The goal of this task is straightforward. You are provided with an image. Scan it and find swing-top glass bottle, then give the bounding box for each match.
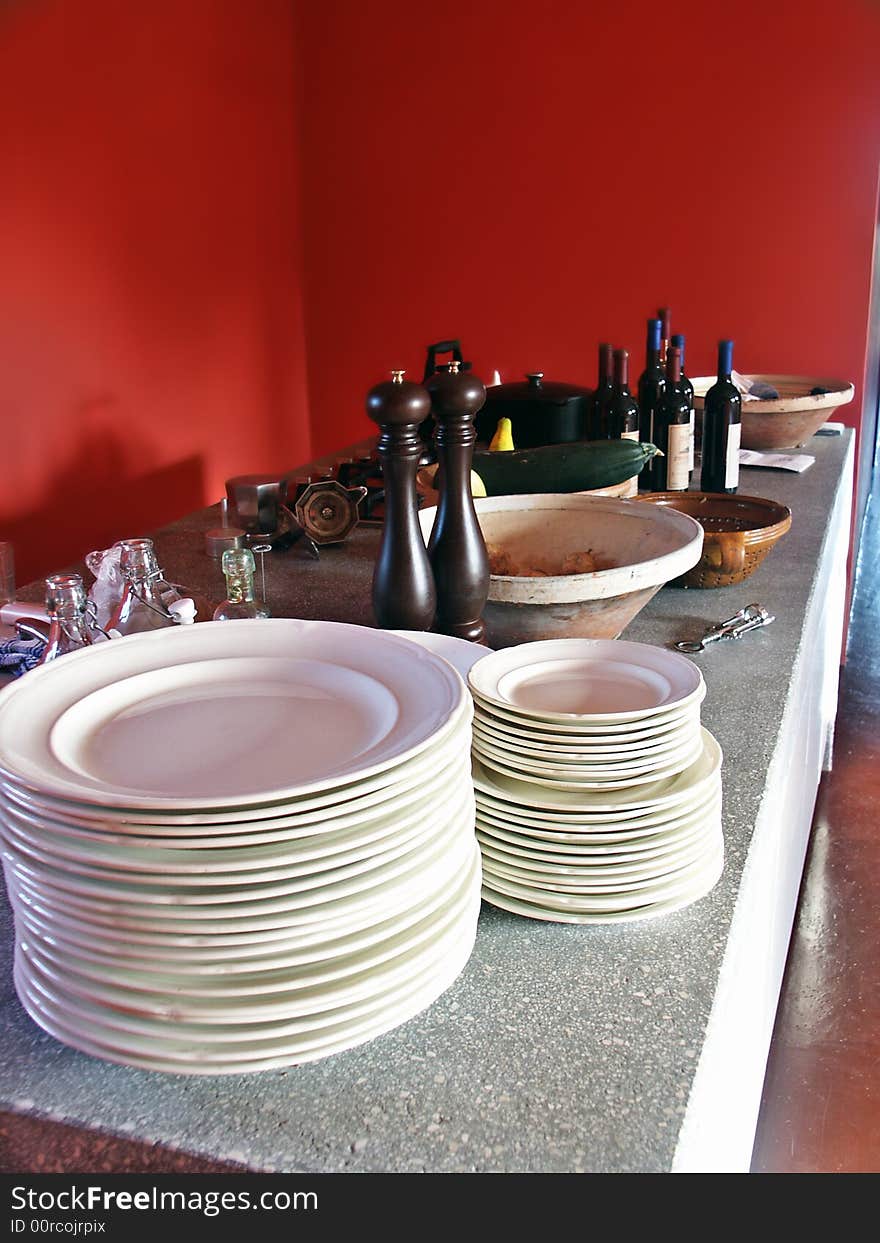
[38,573,98,664]
[108,538,188,635]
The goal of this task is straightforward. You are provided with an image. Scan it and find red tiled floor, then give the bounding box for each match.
[751,487,880,1172]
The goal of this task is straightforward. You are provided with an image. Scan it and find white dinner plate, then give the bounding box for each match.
[473,787,721,842]
[8,842,476,956]
[473,783,721,845]
[473,733,705,791]
[481,843,723,924]
[472,730,702,781]
[482,837,723,913]
[468,639,703,723]
[13,889,479,1073]
[1,783,473,907]
[15,954,467,1073]
[389,631,492,681]
[0,619,468,811]
[481,838,722,907]
[0,719,472,833]
[470,714,700,759]
[475,807,718,868]
[17,844,480,1029]
[18,873,477,1024]
[4,805,475,927]
[471,693,705,737]
[47,657,406,800]
[472,729,721,813]
[0,771,474,886]
[477,828,719,891]
[0,763,472,867]
[11,843,477,971]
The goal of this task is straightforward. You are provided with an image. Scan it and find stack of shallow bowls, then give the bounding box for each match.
[468,639,723,923]
[0,619,480,1074]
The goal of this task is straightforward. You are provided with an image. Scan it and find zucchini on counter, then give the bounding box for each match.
[471,439,660,496]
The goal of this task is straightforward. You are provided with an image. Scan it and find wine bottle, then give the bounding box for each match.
[608,349,640,497]
[637,318,664,488]
[587,343,614,439]
[701,339,742,494]
[652,346,691,492]
[658,306,671,369]
[670,332,695,473]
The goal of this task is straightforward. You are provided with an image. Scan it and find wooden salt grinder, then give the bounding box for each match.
[366,370,437,631]
[425,361,490,643]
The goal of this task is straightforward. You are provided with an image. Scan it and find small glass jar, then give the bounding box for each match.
[213,548,270,621]
[38,573,97,664]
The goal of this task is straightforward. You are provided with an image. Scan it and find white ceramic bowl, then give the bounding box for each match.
[419,494,703,648]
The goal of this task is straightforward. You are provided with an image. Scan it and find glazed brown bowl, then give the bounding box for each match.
[691,375,854,450]
[637,492,792,588]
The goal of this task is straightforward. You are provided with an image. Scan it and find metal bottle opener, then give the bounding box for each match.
[674,603,775,653]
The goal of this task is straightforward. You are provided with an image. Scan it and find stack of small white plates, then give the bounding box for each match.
[468,639,723,923]
[0,619,481,1073]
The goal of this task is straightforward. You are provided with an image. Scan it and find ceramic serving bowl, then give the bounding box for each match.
[690,375,854,450]
[636,492,791,588]
[418,494,703,647]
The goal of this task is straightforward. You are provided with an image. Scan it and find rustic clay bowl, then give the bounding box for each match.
[637,492,792,588]
[418,494,703,648]
[691,375,853,450]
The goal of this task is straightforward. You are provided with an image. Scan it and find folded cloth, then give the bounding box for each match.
[730,370,779,401]
[749,380,780,400]
[0,635,46,675]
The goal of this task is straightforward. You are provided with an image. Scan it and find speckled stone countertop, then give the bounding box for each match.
[0,434,854,1173]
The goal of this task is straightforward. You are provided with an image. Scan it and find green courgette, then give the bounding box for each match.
[471,440,660,496]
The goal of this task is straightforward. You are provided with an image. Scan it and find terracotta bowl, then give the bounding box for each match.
[637,492,792,588]
[691,375,853,450]
[418,493,703,647]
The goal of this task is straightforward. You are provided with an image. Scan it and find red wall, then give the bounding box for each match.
[3,1,879,590]
[298,0,880,459]
[0,0,309,585]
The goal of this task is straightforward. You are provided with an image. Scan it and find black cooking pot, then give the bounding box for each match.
[475,372,592,448]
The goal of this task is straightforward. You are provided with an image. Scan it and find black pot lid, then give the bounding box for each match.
[484,372,591,405]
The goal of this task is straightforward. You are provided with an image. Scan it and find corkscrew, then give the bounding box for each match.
[674,603,775,653]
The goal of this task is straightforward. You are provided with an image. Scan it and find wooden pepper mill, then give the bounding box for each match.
[366,369,437,631]
[425,360,490,643]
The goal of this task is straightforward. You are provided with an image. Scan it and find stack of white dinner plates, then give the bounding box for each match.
[0,619,481,1074]
[467,639,723,923]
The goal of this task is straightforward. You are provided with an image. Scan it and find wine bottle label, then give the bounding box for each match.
[688,407,695,471]
[725,422,741,488]
[621,430,640,441]
[667,424,690,490]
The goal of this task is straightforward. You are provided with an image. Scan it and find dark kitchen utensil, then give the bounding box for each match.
[418,339,473,462]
